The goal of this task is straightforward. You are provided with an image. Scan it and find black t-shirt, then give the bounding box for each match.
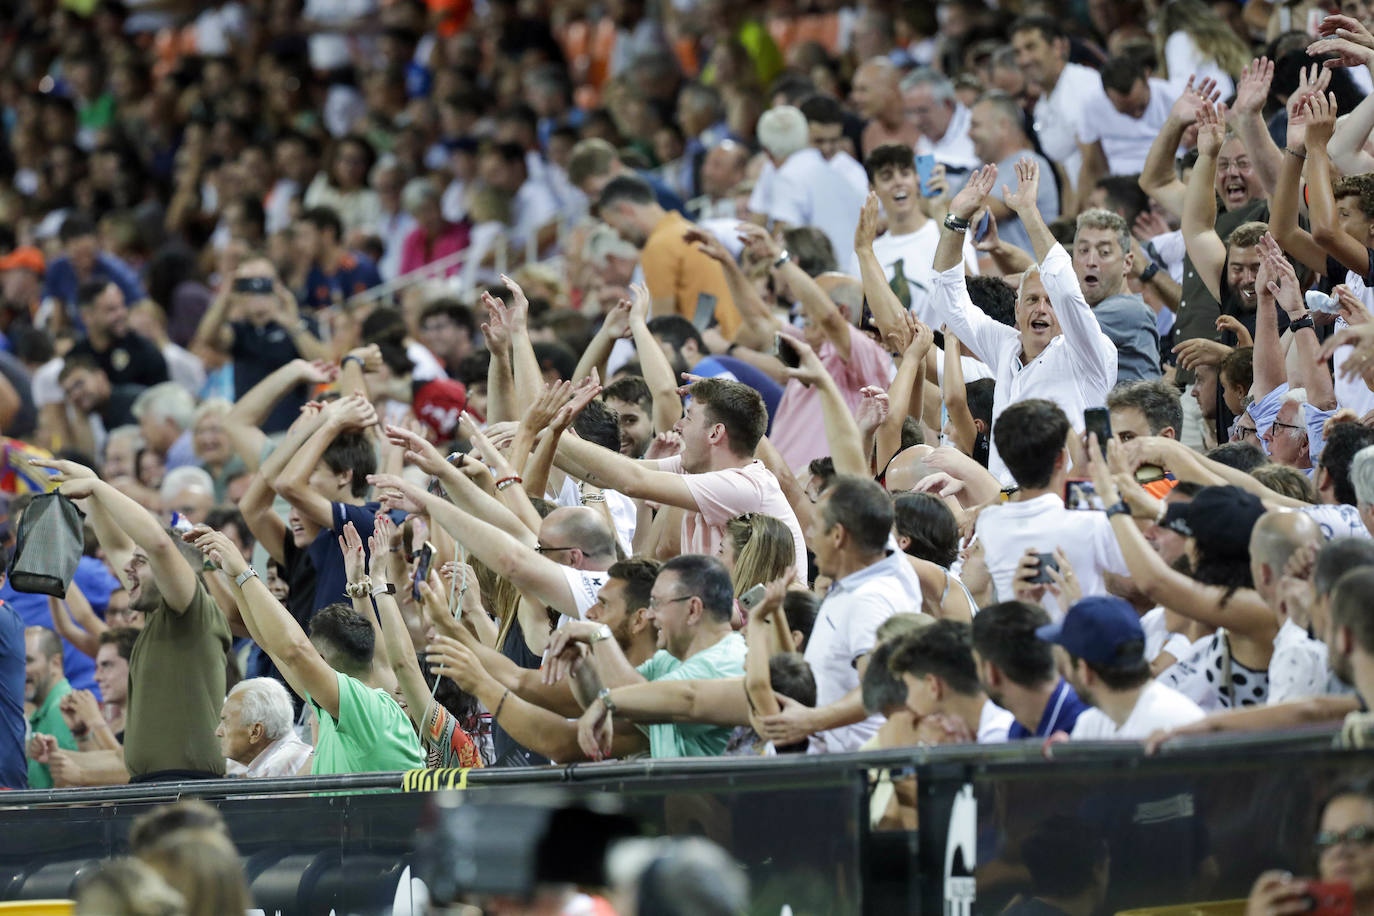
[491,620,553,768]
[1173,199,1270,351]
[101,384,145,429]
[68,331,169,389]
[231,319,316,434]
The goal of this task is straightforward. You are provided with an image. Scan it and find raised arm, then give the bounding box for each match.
[745,577,791,718]
[738,223,853,360]
[482,302,517,424]
[1251,235,1287,399]
[1139,78,1218,217]
[878,316,935,467]
[627,283,684,431]
[1261,235,1335,409]
[685,228,778,351]
[276,394,377,529]
[1304,91,1372,276]
[781,336,867,476]
[1182,101,1230,303]
[57,476,198,613]
[942,333,977,456]
[457,413,542,535]
[1229,59,1283,197]
[47,588,103,659]
[1269,96,1329,275]
[494,275,543,414]
[572,299,628,385]
[194,527,342,717]
[855,193,908,343]
[190,281,235,357]
[1309,20,1374,174]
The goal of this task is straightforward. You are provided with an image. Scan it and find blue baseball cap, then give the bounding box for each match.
[1035,596,1145,667]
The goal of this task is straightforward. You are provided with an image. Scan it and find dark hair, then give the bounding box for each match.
[807,456,836,493]
[144,243,203,316]
[300,206,343,241]
[455,351,490,387]
[99,626,139,661]
[783,590,820,647]
[532,340,578,382]
[646,314,706,357]
[970,602,1056,687]
[659,554,735,623]
[689,378,768,456]
[769,652,816,708]
[361,306,407,347]
[1334,568,1374,654]
[821,475,894,554]
[1093,175,1150,222]
[308,602,376,673]
[322,430,377,499]
[1009,15,1066,43]
[58,352,104,383]
[77,280,114,312]
[1321,423,1374,507]
[205,507,253,551]
[1205,441,1268,472]
[60,213,97,242]
[862,634,921,715]
[967,379,995,428]
[1219,346,1254,393]
[863,143,916,184]
[782,227,837,276]
[1101,55,1146,95]
[994,399,1070,489]
[598,173,656,209]
[574,398,621,452]
[129,800,227,855]
[608,557,662,614]
[602,375,652,414]
[887,619,981,697]
[1021,816,1107,898]
[377,340,414,378]
[966,275,1017,327]
[1076,645,1153,690]
[893,492,959,567]
[1107,379,1184,436]
[419,299,476,335]
[798,93,845,126]
[1316,538,1374,597]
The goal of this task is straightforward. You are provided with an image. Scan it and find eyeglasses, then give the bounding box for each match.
[1316,825,1374,852]
[648,594,696,609]
[1270,420,1304,434]
[1235,425,1258,440]
[535,544,577,554]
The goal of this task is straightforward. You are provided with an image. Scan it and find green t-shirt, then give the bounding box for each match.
[635,632,747,759]
[28,679,76,789]
[309,671,424,775]
[125,579,230,777]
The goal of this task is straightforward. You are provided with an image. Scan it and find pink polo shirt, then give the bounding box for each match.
[399,221,472,277]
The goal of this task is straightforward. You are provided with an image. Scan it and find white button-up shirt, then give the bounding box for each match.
[236,732,314,779]
[930,242,1118,485]
[804,550,923,754]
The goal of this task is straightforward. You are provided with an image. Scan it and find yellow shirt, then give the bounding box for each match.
[640,211,741,339]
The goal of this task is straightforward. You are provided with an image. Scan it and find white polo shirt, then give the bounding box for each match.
[1078,77,1181,175]
[929,243,1119,485]
[763,148,868,276]
[804,550,923,754]
[1032,62,1103,191]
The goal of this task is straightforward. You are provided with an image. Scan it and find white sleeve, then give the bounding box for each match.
[1037,243,1118,394]
[929,263,1018,375]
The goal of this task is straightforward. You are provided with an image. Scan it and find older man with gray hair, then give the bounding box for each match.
[904,68,980,180]
[132,381,197,471]
[1352,445,1374,537]
[218,678,312,778]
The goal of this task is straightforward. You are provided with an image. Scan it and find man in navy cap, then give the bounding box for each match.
[1038,596,1204,740]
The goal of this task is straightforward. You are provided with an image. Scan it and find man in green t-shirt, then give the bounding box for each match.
[190,526,423,775]
[25,627,75,788]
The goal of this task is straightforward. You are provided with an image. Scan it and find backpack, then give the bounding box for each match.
[8,491,86,597]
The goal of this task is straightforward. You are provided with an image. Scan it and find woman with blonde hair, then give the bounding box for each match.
[720,513,797,599]
[139,828,252,916]
[1154,0,1251,98]
[76,858,186,916]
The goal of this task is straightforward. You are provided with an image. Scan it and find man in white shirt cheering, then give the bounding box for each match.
[1039,596,1205,740]
[930,159,1118,484]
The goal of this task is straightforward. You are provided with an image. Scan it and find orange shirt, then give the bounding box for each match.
[639,211,741,339]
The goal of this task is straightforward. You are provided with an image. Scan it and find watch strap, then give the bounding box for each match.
[1104,500,1132,520]
[1289,315,1315,331]
[589,623,614,645]
[944,213,971,232]
[597,686,616,714]
[234,567,260,587]
[370,581,396,596]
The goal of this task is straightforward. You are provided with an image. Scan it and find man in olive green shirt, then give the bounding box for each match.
[25,627,75,788]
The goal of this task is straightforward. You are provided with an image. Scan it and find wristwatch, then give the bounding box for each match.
[1139,262,1160,284]
[588,623,614,646]
[772,249,791,270]
[597,686,617,714]
[944,213,971,232]
[370,581,396,596]
[1289,314,1315,332]
[235,567,260,587]
[1104,499,1132,520]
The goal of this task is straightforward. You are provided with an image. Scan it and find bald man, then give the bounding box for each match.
[1249,511,1329,705]
[882,445,936,494]
[852,59,920,157]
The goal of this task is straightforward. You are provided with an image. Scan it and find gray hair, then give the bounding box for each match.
[1352,445,1374,507]
[159,465,214,505]
[105,424,144,453]
[228,677,294,741]
[1017,264,1042,301]
[132,382,195,431]
[1074,208,1131,255]
[192,397,232,427]
[899,67,955,103]
[582,223,638,267]
[757,105,809,161]
[974,91,1025,134]
[1280,387,1310,433]
[402,177,440,213]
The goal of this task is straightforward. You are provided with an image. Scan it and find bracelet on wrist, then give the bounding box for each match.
[344,576,373,599]
[944,213,971,232]
[1284,147,1306,159]
[496,475,523,491]
[341,355,365,370]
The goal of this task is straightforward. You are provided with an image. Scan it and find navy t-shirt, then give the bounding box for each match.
[0,602,27,789]
[231,319,317,434]
[302,254,382,311]
[0,556,120,696]
[1006,678,1089,740]
[308,502,383,611]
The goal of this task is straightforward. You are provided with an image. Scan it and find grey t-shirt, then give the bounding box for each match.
[1093,292,1162,382]
[992,150,1060,256]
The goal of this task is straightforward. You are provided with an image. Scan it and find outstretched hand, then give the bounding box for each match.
[384,424,450,477]
[338,521,368,584]
[949,163,998,221]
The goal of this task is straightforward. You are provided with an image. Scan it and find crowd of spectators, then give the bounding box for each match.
[9,0,1374,910]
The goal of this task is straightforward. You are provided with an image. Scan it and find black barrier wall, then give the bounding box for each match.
[0,728,1362,916]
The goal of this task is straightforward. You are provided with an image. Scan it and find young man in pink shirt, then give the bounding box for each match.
[554,377,808,580]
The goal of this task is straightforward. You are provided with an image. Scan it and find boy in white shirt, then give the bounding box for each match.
[889,619,1015,743]
[1038,596,1205,740]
